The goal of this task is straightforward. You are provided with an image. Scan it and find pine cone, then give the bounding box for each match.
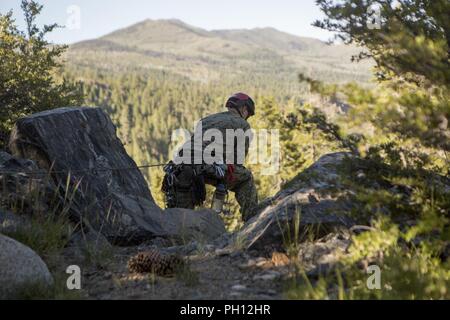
[158,254,185,276]
[127,249,184,276]
[127,249,161,274]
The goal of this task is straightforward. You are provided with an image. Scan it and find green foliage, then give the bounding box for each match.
[346,217,449,300]
[285,269,331,300]
[3,211,73,259]
[248,96,345,201]
[314,0,449,86]
[287,235,450,300]
[281,130,450,299]
[1,173,81,258]
[347,246,449,300]
[314,0,449,152]
[334,82,449,153]
[0,0,83,147]
[282,0,450,300]
[285,102,361,155]
[277,207,303,258]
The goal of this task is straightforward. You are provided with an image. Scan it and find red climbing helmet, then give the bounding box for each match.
[226,92,255,117]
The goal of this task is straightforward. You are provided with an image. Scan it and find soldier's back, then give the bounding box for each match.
[200,111,250,133]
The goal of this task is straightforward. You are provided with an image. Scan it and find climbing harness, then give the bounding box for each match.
[161,161,184,208]
[161,162,234,211]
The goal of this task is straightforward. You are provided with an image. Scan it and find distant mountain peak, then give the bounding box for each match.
[253,26,277,31]
[140,18,197,28]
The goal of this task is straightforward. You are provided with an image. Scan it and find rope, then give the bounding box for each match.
[0,163,167,176]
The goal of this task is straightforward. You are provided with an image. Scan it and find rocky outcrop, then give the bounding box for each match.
[8,107,164,244]
[0,234,53,299]
[231,152,356,251]
[8,107,225,245]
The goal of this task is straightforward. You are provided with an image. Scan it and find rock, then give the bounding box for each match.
[212,231,233,249]
[204,244,216,252]
[255,259,268,267]
[265,289,278,296]
[8,107,225,245]
[229,291,243,297]
[231,152,356,251]
[160,240,200,256]
[67,226,112,258]
[138,237,174,249]
[231,284,247,291]
[0,151,57,216]
[0,208,30,235]
[299,232,352,277]
[215,247,234,256]
[162,208,226,243]
[230,251,243,258]
[238,257,267,269]
[0,234,53,299]
[305,263,336,278]
[238,260,254,270]
[9,107,166,245]
[253,271,280,281]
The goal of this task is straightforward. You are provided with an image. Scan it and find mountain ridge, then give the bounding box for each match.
[99,19,327,43]
[66,18,372,84]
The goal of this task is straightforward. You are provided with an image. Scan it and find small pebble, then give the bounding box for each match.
[253,272,280,281]
[215,248,232,256]
[231,284,247,291]
[255,260,267,267]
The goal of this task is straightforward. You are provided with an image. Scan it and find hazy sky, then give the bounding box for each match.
[0,0,334,44]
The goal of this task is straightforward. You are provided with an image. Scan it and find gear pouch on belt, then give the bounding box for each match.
[192,167,206,206]
[165,165,206,207]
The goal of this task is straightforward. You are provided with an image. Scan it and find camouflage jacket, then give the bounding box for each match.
[175,111,253,165]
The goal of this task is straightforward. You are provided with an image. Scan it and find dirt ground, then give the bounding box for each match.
[62,243,293,300]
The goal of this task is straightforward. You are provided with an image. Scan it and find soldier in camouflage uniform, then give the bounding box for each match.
[162,93,258,221]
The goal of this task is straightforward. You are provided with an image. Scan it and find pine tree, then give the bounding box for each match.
[0,0,83,148]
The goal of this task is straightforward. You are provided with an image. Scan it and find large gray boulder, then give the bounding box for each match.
[8,107,164,244]
[8,107,224,245]
[0,234,53,299]
[232,152,356,251]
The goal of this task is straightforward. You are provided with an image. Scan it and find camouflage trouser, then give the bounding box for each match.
[164,164,258,221]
